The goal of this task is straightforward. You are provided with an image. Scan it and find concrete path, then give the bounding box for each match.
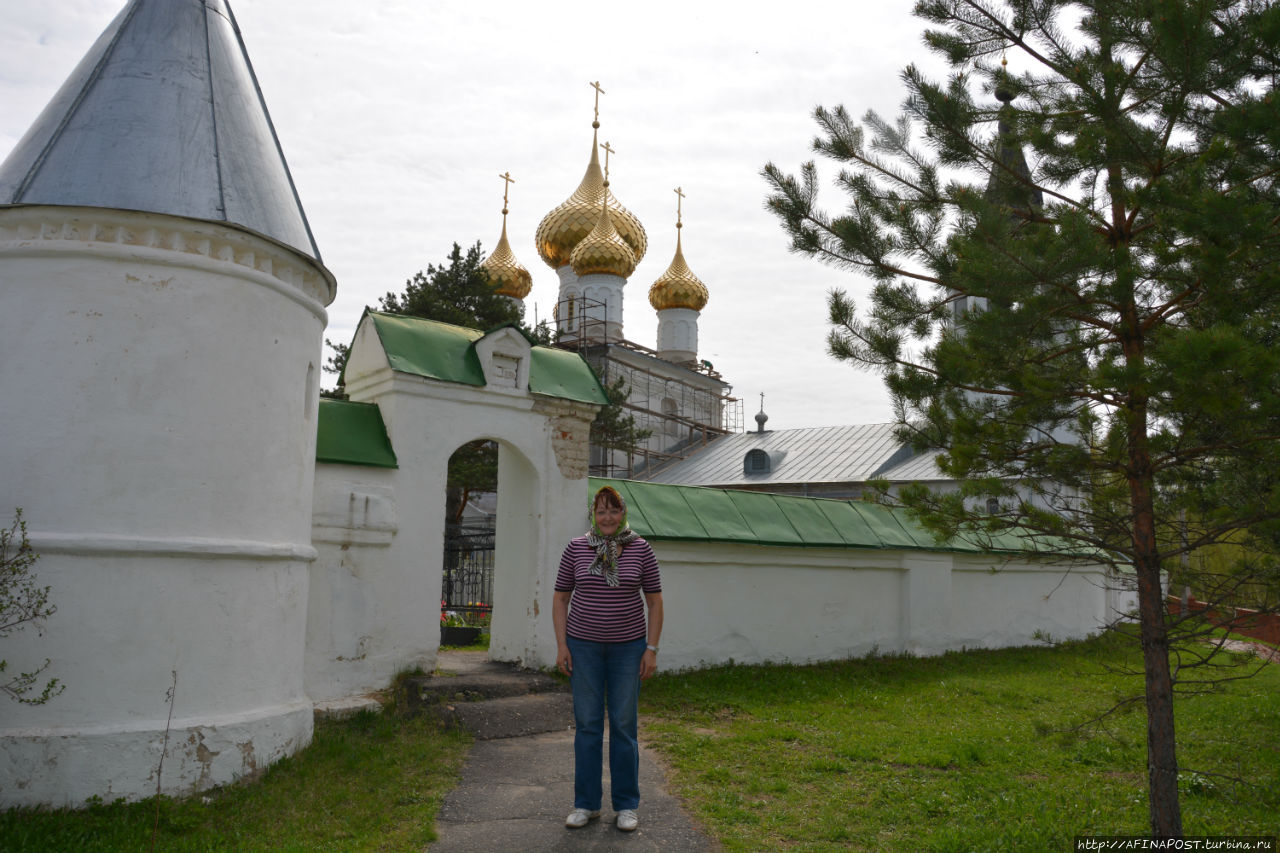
[422,651,718,852]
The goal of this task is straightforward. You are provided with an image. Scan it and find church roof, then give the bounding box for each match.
[350,311,610,406]
[641,423,944,488]
[0,0,323,263]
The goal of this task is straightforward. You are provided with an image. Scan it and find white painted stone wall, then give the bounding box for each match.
[0,206,333,807]
[635,541,1124,673]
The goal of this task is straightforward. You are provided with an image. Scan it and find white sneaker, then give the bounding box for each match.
[616,809,639,832]
[565,807,600,828]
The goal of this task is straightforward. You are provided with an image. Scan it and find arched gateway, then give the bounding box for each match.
[308,311,608,705]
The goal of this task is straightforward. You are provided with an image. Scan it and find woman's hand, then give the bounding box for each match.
[640,648,658,680]
[557,645,573,676]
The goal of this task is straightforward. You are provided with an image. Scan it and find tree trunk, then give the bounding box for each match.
[1135,555,1182,836]
[1128,407,1183,836]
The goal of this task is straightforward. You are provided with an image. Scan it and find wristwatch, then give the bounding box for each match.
[646,644,659,653]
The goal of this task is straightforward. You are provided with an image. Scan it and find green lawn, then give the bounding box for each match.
[641,631,1280,851]
[2,630,1277,852]
[0,711,470,853]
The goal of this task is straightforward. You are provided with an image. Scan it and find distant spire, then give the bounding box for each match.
[986,55,1043,213]
[755,394,769,433]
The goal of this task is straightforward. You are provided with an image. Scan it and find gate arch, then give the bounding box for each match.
[306,313,606,701]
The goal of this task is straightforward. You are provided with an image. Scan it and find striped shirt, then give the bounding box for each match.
[555,535,662,643]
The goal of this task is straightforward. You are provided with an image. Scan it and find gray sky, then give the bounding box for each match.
[1,0,948,430]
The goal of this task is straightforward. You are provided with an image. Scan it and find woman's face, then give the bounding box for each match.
[594,500,624,536]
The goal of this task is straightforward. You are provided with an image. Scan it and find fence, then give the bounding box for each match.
[442,522,495,616]
[1167,595,1280,646]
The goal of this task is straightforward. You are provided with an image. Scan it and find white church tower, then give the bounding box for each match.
[0,0,335,806]
[649,188,710,365]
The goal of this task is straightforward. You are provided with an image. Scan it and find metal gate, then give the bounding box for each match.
[442,521,495,616]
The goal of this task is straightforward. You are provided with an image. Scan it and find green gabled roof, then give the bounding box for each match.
[358,312,608,405]
[365,311,486,386]
[316,399,398,468]
[590,478,1032,554]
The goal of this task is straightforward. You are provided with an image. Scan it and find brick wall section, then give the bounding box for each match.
[533,397,599,480]
[1167,596,1280,646]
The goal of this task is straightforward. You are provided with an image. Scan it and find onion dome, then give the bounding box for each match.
[569,183,638,278]
[648,226,708,311]
[535,127,647,270]
[480,172,533,299]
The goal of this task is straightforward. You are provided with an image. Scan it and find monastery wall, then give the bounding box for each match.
[632,541,1126,673]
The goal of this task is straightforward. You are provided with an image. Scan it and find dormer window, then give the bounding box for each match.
[745,448,771,474]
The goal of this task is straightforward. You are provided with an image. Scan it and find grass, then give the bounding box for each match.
[2,630,1276,852]
[0,709,470,853]
[640,630,1280,851]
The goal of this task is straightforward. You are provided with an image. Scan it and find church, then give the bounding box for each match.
[0,0,1129,809]
[472,90,738,481]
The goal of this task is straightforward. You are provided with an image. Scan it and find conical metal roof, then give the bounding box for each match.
[0,0,323,263]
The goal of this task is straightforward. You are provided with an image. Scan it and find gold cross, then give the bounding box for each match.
[498,171,515,212]
[674,186,685,226]
[590,80,605,123]
[600,140,615,181]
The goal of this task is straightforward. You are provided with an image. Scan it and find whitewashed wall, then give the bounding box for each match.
[643,541,1124,673]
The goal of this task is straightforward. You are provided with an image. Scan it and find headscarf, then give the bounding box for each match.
[586,486,639,587]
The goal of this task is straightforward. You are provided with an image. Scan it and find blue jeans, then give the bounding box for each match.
[566,635,646,811]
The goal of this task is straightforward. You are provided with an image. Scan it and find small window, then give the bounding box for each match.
[744,449,770,474]
[986,498,1000,514]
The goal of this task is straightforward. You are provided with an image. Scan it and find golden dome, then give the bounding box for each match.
[649,226,708,311]
[481,218,533,300]
[569,186,638,278]
[535,128,647,270]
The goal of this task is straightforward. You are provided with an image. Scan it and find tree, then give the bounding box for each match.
[324,241,530,383]
[764,0,1279,836]
[2,509,64,705]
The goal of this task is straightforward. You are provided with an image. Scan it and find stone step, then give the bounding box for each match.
[441,692,575,740]
[399,651,574,738]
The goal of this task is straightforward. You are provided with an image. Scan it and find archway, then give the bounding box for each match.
[441,439,498,648]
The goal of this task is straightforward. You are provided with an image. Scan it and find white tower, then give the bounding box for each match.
[649,187,710,365]
[0,0,335,806]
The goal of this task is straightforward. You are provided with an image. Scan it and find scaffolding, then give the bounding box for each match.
[553,295,743,479]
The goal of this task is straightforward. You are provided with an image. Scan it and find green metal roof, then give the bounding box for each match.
[316,399,398,468]
[359,312,608,405]
[590,478,1035,554]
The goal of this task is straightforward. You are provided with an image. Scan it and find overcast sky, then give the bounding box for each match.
[1,0,954,430]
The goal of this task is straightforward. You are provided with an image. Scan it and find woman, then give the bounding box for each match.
[553,485,663,833]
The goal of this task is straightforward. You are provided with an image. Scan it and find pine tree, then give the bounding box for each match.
[765,0,1279,836]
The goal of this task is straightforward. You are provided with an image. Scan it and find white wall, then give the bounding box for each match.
[645,541,1118,672]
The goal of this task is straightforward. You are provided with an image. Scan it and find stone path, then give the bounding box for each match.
[416,650,717,852]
